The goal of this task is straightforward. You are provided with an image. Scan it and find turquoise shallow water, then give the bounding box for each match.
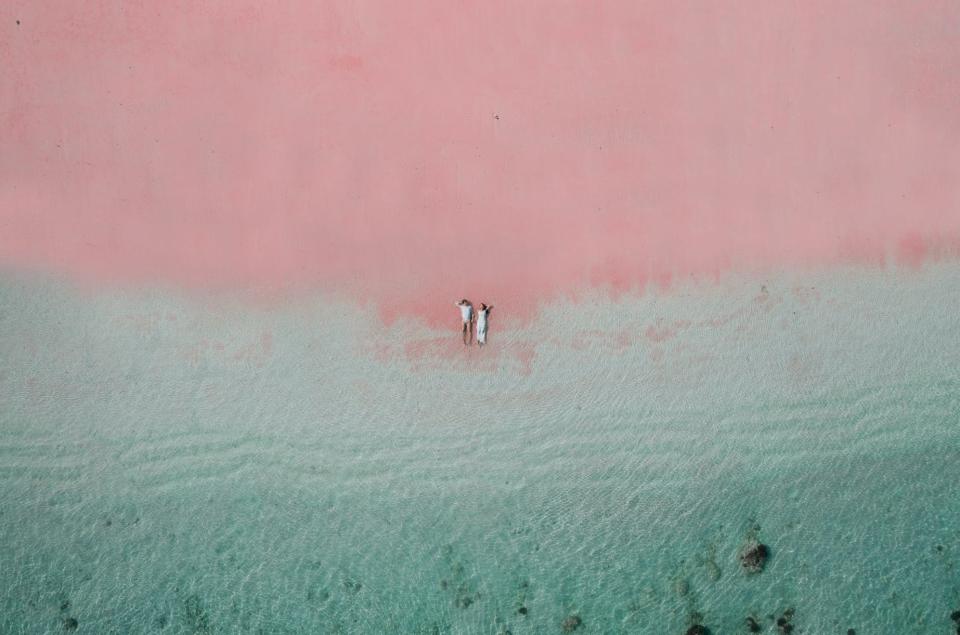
[1,266,959,634]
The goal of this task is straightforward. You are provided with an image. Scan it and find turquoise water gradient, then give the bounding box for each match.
[1,266,958,633]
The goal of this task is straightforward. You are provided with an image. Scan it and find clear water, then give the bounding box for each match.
[1,266,958,634]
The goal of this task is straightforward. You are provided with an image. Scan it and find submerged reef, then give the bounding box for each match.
[739,521,770,574]
[561,614,582,632]
[739,541,769,574]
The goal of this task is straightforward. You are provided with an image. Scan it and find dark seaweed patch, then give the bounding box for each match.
[439,544,480,609]
[342,576,362,593]
[775,608,795,634]
[183,594,210,633]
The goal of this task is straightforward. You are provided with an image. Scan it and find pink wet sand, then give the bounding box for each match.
[2,2,959,325]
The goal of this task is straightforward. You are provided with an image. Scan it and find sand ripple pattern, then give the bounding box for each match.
[1,267,959,632]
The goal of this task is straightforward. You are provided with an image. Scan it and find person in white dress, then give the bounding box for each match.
[455,299,474,345]
[476,303,493,347]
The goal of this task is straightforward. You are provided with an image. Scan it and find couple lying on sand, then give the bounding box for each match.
[455,299,493,347]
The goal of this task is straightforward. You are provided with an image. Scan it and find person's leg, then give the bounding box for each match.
[462,321,469,345]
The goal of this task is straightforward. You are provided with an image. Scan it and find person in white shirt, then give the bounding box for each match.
[455,299,474,345]
[476,303,493,347]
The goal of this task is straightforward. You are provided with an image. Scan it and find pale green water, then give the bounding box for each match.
[1,266,958,634]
